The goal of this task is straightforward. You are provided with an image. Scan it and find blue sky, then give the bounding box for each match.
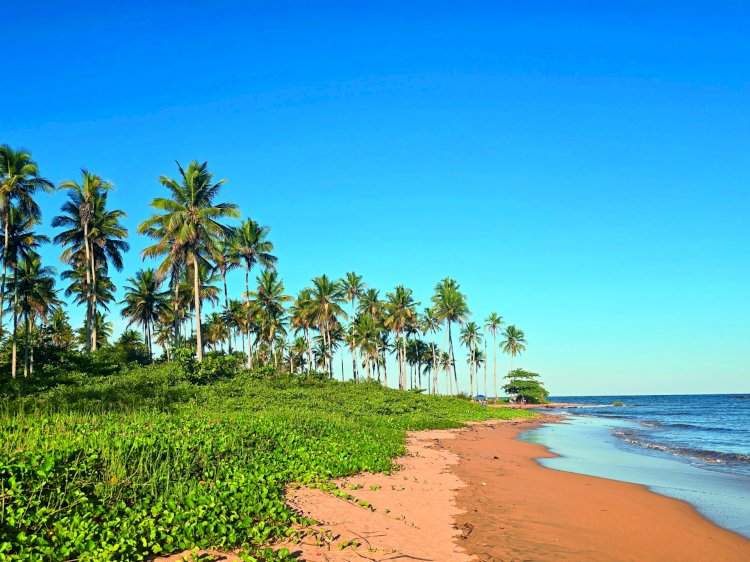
[2,1,748,394]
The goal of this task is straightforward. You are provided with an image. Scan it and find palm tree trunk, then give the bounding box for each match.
[484,337,488,398]
[350,301,358,380]
[0,217,9,334]
[305,327,313,372]
[192,255,203,362]
[244,265,252,369]
[223,271,232,354]
[432,340,438,394]
[448,321,459,395]
[83,223,92,353]
[173,275,180,350]
[90,240,98,352]
[440,323,450,394]
[23,308,30,377]
[11,279,19,378]
[493,333,498,404]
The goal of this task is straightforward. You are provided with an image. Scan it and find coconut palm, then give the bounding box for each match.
[384,285,418,390]
[2,207,49,377]
[13,252,59,376]
[247,269,291,366]
[120,268,168,360]
[213,237,240,353]
[308,275,347,377]
[76,311,113,349]
[460,321,482,396]
[500,325,527,374]
[431,278,469,395]
[48,308,74,349]
[341,272,366,380]
[0,145,53,334]
[53,174,128,351]
[233,218,277,367]
[484,313,505,402]
[138,161,239,362]
[423,307,441,394]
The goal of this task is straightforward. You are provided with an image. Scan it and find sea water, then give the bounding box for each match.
[520,394,750,538]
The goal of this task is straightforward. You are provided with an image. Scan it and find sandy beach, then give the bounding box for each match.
[156,416,750,561]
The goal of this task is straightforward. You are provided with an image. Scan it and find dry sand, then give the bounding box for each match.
[158,418,750,561]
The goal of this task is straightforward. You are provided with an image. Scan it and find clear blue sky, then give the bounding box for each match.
[2,1,748,394]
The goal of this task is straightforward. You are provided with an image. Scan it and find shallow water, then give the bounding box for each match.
[521,415,750,539]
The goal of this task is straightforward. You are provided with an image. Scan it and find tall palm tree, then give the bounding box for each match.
[484,313,505,403]
[213,237,240,353]
[0,145,53,334]
[384,285,418,390]
[53,172,128,351]
[431,278,469,395]
[290,288,316,372]
[500,325,527,374]
[233,218,276,368]
[460,321,482,397]
[309,275,347,377]
[121,268,168,360]
[138,161,239,362]
[341,272,366,380]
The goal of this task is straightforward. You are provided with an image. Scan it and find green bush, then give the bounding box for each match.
[503,368,550,404]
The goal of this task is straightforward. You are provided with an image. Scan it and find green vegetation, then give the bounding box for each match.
[613,401,625,407]
[0,357,533,561]
[503,368,550,404]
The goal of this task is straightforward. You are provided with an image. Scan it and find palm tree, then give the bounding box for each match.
[431,278,469,395]
[121,268,168,360]
[500,325,527,374]
[213,237,240,353]
[0,145,53,334]
[138,161,239,362]
[423,307,441,394]
[484,313,505,403]
[384,285,418,390]
[233,218,277,368]
[341,272,366,380]
[460,321,482,397]
[1,207,49,377]
[309,275,347,377]
[53,172,128,351]
[48,308,74,349]
[290,288,316,372]
[247,269,291,366]
[76,311,113,349]
[14,252,58,376]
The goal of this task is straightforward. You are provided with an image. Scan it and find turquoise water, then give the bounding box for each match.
[521,416,750,539]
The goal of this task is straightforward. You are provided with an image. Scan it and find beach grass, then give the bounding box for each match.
[0,363,533,561]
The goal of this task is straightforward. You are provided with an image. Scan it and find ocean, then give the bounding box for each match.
[521,394,750,539]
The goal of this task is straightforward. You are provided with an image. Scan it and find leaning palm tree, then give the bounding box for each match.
[120,268,169,360]
[138,161,239,362]
[500,325,527,374]
[233,218,277,368]
[0,145,53,334]
[484,313,505,403]
[431,278,469,395]
[341,272,366,380]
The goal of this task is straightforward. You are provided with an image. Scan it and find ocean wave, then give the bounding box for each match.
[614,433,750,464]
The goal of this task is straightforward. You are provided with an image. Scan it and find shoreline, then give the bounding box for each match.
[447,418,750,562]
[157,416,750,561]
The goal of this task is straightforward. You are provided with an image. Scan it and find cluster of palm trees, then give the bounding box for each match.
[1,145,529,394]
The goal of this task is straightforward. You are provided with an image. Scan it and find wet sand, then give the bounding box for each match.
[158,418,750,561]
[447,419,750,562]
